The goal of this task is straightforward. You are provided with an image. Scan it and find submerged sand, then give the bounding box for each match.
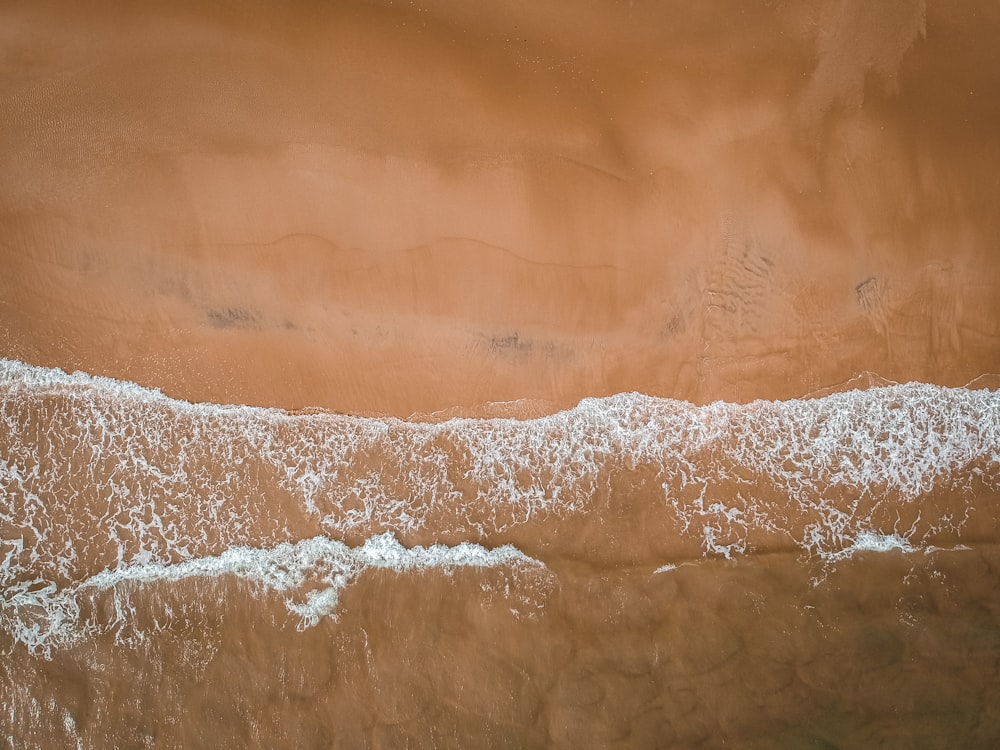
[2,0,999,416]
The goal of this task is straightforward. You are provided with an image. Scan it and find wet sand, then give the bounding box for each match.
[3,1,1000,748]
[2,0,999,415]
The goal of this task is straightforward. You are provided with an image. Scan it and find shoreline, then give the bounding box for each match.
[4,355,998,423]
[3,0,999,417]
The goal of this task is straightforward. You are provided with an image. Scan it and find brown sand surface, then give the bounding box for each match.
[4,3,1000,748]
[2,0,999,416]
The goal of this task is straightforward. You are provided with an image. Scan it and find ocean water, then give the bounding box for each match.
[2,359,999,748]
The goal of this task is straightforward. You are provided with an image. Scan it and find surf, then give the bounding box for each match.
[2,358,998,655]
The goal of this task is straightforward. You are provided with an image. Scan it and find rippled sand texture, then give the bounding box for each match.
[2,0,1000,415]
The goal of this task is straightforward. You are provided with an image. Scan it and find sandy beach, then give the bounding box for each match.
[3,0,998,416]
[3,1,1000,748]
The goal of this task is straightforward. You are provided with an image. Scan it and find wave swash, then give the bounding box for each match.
[1,359,998,655]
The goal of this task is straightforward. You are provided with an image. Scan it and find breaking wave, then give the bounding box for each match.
[1,358,998,654]
[2,532,547,656]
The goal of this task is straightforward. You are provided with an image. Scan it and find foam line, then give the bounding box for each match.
[1,532,546,656]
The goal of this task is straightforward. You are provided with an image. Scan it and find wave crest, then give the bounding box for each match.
[2,358,998,643]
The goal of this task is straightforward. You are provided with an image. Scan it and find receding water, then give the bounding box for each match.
[2,359,999,747]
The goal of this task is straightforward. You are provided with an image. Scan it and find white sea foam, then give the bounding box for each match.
[1,357,999,637]
[0,532,547,657]
[652,562,698,575]
[825,531,914,561]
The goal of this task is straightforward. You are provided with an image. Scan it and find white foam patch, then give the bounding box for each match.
[652,561,699,575]
[0,533,547,657]
[825,531,914,562]
[850,531,914,553]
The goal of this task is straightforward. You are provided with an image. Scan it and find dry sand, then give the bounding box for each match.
[2,0,998,416]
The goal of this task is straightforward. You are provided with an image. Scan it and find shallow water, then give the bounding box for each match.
[2,359,999,747]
